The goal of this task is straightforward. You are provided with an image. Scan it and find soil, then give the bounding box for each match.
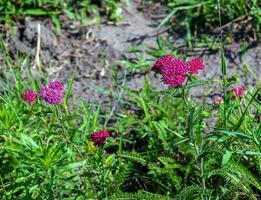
[1,0,260,104]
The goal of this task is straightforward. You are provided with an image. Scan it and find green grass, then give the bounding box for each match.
[0,33,260,199]
[0,0,123,33]
[159,0,261,47]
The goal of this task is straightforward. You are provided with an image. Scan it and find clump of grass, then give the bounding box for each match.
[159,0,261,46]
[0,0,123,32]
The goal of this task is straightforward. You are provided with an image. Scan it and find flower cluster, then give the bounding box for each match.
[187,58,206,75]
[152,55,175,73]
[48,81,64,92]
[90,131,110,147]
[21,90,37,104]
[153,55,205,88]
[231,86,244,97]
[39,81,64,104]
[21,81,64,105]
[39,86,63,104]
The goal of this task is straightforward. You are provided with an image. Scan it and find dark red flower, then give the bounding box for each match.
[187,58,206,75]
[161,58,188,87]
[153,55,206,88]
[90,131,110,147]
[162,74,186,88]
[21,90,37,104]
[231,86,244,97]
[153,55,188,88]
[152,55,175,73]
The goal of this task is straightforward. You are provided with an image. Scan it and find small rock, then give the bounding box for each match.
[8,38,35,56]
[13,39,34,54]
[24,18,57,48]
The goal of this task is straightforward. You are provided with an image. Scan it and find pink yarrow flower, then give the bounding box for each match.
[90,131,110,147]
[231,86,244,97]
[161,58,188,88]
[48,81,64,92]
[153,55,188,88]
[39,87,63,104]
[152,55,175,73]
[153,55,206,88]
[187,58,206,75]
[21,90,37,104]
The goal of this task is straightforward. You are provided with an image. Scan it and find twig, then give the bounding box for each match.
[34,23,41,68]
[213,15,251,32]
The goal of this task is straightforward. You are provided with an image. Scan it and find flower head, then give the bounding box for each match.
[39,87,63,104]
[187,58,206,75]
[153,55,188,88]
[153,55,206,88]
[162,74,186,88]
[161,58,188,88]
[21,90,37,104]
[48,81,64,92]
[152,55,175,73]
[231,86,244,97]
[90,131,110,147]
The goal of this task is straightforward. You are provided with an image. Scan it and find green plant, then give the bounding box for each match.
[0,44,126,199]
[113,53,260,199]
[105,0,123,22]
[0,0,123,32]
[159,0,261,46]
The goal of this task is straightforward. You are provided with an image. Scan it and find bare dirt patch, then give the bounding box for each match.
[1,0,260,104]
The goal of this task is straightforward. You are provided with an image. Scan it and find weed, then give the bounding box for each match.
[159,0,261,46]
[0,0,123,32]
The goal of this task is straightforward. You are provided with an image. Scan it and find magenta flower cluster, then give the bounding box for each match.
[187,58,206,75]
[39,87,63,104]
[21,90,37,104]
[21,81,64,105]
[231,86,244,97]
[39,81,64,104]
[48,81,64,92]
[153,55,206,88]
[90,131,110,147]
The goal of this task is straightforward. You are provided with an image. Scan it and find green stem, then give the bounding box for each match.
[200,157,207,200]
[63,100,70,116]
[222,77,227,128]
[119,131,123,154]
[182,85,207,199]
[55,106,70,145]
[182,87,189,111]
[28,103,35,117]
